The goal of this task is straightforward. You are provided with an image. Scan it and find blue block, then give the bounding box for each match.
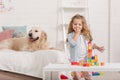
[92,56,95,59]
[92,72,100,76]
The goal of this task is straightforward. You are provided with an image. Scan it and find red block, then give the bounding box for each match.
[83,63,87,67]
[60,74,68,79]
[88,41,92,45]
[71,62,79,65]
[88,49,92,52]
[100,62,105,66]
[86,63,90,67]
[83,63,90,67]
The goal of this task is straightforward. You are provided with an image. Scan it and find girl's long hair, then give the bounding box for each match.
[68,14,93,41]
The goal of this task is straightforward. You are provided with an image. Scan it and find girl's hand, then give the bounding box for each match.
[93,44,105,53]
[73,27,81,42]
[73,26,81,35]
[96,46,105,53]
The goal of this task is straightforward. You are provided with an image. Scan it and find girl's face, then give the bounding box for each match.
[72,18,82,31]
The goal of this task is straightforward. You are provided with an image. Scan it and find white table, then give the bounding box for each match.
[43,63,120,80]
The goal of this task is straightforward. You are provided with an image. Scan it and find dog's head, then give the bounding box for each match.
[28,27,47,42]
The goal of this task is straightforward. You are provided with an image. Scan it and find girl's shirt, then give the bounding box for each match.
[67,32,88,62]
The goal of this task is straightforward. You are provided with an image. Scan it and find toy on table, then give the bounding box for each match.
[92,71,104,76]
[71,41,105,67]
[71,41,105,76]
[60,74,68,80]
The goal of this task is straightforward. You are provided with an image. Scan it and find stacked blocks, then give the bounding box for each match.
[87,41,104,67]
[88,41,92,58]
[71,41,104,67]
[87,42,104,76]
[71,41,105,76]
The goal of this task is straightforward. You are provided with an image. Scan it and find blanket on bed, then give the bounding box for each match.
[0,49,69,79]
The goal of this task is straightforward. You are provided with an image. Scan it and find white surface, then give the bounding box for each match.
[43,63,120,80]
[43,63,120,72]
[110,0,120,62]
[0,49,69,78]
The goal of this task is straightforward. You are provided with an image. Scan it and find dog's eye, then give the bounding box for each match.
[35,30,38,32]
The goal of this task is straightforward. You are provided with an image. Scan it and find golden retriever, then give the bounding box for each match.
[0,27,49,51]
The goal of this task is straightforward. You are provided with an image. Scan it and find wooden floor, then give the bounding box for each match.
[0,70,42,80]
[1,70,120,80]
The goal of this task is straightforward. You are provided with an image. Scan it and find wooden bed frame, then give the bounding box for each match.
[0,70,42,80]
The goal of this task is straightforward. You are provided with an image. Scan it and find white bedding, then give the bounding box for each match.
[0,49,69,79]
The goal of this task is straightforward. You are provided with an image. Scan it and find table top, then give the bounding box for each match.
[43,63,120,72]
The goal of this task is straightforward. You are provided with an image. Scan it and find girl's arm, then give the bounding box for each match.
[73,27,81,42]
[67,27,81,47]
[93,43,105,53]
[73,33,80,42]
[67,33,78,47]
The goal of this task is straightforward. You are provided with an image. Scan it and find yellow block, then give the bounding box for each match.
[90,63,94,66]
[91,60,95,63]
[100,72,104,76]
[88,46,92,50]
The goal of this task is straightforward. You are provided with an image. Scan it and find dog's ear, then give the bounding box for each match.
[41,31,47,41]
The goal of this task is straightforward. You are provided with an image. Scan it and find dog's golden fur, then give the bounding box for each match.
[0,27,49,51]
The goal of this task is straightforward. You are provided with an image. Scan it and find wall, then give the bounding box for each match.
[0,0,58,47]
[89,0,109,62]
[110,0,120,62]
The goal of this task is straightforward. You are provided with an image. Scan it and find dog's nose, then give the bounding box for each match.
[29,33,32,37]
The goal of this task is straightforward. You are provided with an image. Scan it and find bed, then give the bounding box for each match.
[0,49,69,79]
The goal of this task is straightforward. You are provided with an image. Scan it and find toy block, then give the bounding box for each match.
[90,63,94,66]
[83,63,87,67]
[88,41,92,45]
[100,62,105,66]
[100,72,104,76]
[60,74,68,79]
[87,58,92,63]
[91,60,95,63]
[94,59,98,62]
[94,62,97,65]
[94,55,98,62]
[88,49,92,52]
[88,52,92,58]
[83,62,90,67]
[80,62,84,66]
[96,62,99,66]
[95,55,98,60]
[92,72,100,76]
[86,62,90,67]
[88,46,92,50]
[92,56,95,59]
[71,62,79,65]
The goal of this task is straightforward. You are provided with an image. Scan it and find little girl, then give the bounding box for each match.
[67,14,104,80]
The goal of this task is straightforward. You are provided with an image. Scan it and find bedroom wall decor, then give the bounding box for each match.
[0,0,13,13]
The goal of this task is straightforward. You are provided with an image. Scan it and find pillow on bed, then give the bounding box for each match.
[0,27,3,32]
[0,30,14,41]
[2,26,27,38]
